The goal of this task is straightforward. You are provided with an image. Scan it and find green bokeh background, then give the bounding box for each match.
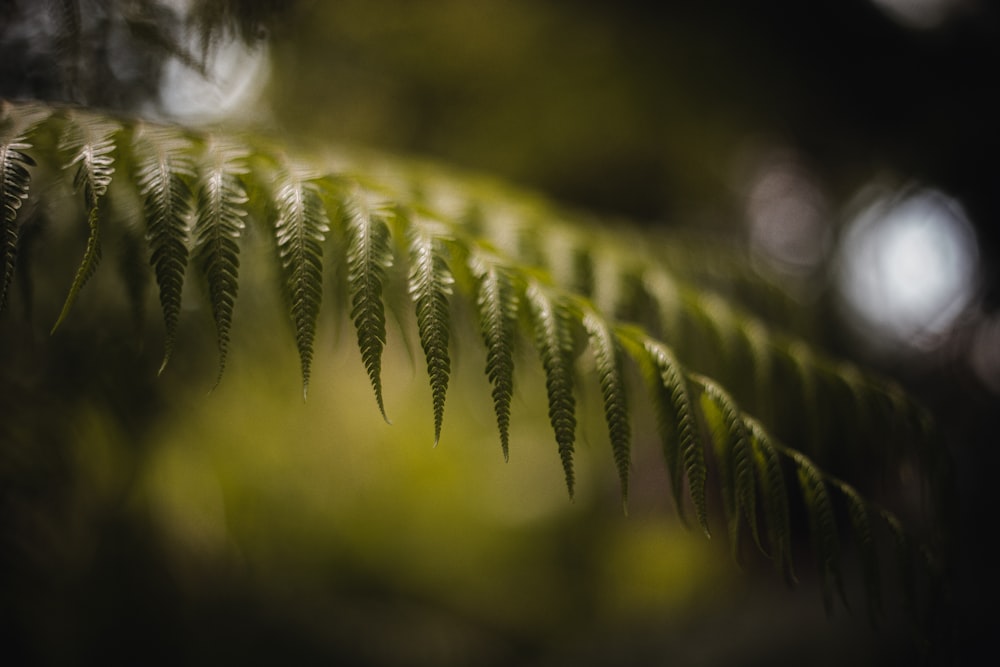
[4,0,998,664]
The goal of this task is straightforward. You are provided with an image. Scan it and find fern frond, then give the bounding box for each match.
[62,113,118,211]
[0,102,949,629]
[793,451,846,613]
[132,125,196,372]
[53,207,101,332]
[0,140,35,312]
[785,341,822,453]
[1,101,52,141]
[191,140,249,384]
[52,112,120,332]
[746,418,794,583]
[697,377,761,558]
[626,335,686,520]
[740,319,775,421]
[480,203,537,264]
[582,311,631,506]
[344,190,395,422]
[836,480,882,622]
[690,292,744,379]
[541,227,593,296]
[643,267,682,341]
[273,165,330,398]
[591,248,640,323]
[526,282,577,497]
[470,251,519,460]
[406,219,453,444]
[640,338,710,535]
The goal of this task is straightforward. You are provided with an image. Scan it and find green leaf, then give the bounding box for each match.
[740,318,774,420]
[132,125,195,372]
[583,311,631,506]
[63,114,118,210]
[52,113,120,332]
[794,451,846,613]
[642,267,682,343]
[786,341,821,454]
[747,418,794,583]
[1,140,35,312]
[526,282,577,497]
[541,227,592,296]
[191,141,249,384]
[470,251,518,460]
[273,167,330,399]
[837,481,882,622]
[591,248,639,322]
[344,190,394,422]
[1,100,52,142]
[406,220,453,444]
[643,339,709,536]
[622,333,683,522]
[698,378,761,558]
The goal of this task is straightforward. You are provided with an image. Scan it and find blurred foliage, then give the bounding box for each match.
[0,281,918,665]
[270,0,744,225]
[268,0,1000,255]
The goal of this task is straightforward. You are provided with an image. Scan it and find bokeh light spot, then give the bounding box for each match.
[743,148,832,277]
[158,30,270,124]
[870,0,964,30]
[837,187,978,350]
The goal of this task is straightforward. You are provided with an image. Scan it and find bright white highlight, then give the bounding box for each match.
[158,32,270,125]
[870,0,964,29]
[837,188,978,349]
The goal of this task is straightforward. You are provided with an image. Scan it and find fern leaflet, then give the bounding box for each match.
[747,418,794,583]
[591,249,637,322]
[52,113,119,332]
[133,125,196,372]
[837,480,881,621]
[406,220,453,444]
[698,377,762,558]
[526,282,577,497]
[793,451,846,613]
[740,318,774,420]
[0,140,34,312]
[642,338,710,535]
[541,228,593,297]
[344,190,394,422]
[619,330,685,521]
[786,341,822,454]
[1,104,51,312]
[191,141,249,384]
[643,267,682,341]
[583,311,631,506]
[273,167,330,398]
[470,252,518,460]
